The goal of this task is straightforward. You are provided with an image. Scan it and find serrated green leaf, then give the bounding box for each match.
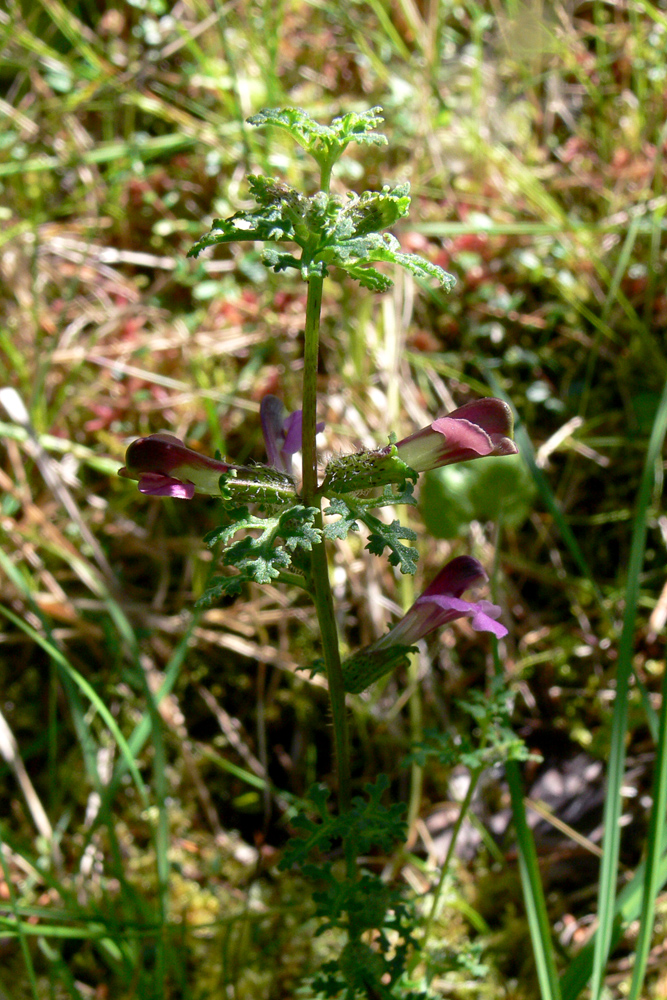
[381,481,418,507]
[325,185,411,241]
[323,497,359,540]
[391,250,456,290]
[247,174,306,211]
[248,175,322,245]
[319,230,400,265]
[340,265,393,291]
[278,506,321,551]
[248,106,338,149]
[247,106,387,168]
[365,519,418,574]
[322,518,357,541]
[317,231,455,291]
[197,505,319,602]
[277,775,416,993]
[323,496,418,573]
[224,533,291,582]
[194,574,244,606]
[322,487,417,559]
[408,716,539,771]
[188,209,294,257]
[202,506,252,546]
[261,248,301,273]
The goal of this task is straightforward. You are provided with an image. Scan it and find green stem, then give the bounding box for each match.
[301,273,322,505]
[302,271,351,813]
[319,156,334,193]
[311,537,351,812]
[401,572,423,834]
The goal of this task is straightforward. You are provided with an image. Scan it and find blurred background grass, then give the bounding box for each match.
[1,1,667,997]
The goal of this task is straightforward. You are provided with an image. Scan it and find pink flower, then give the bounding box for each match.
[391,399,517,473]
[260,394,324,474]
[118,433,236,499]
[340,555,507,692]
[119,431,298,503]
[372,555,507,650]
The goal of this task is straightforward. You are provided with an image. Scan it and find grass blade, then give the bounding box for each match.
[0,605,149,809]
[626,658,667,999]
[0,836,39,999]
[590,376,667,999]
[505,760,562,1000]
[561,835,667,999]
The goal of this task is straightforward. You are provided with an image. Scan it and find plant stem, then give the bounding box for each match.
[311,539,351,812]
[301,271,351,812]
[401,572,423,835]
[301,273,322,505]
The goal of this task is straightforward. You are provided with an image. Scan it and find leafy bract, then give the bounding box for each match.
[247,106,388,167]
[324,185,411,241]
[187,209,292,256]
[365,517,419,574]
[318,230,456,291]
[322,498,359,541]
[190,191,455,290]
[323,486,419,575]
[196,504,319,602]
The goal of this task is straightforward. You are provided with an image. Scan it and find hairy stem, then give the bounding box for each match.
[301,273,322,504]
[302,271,351,813]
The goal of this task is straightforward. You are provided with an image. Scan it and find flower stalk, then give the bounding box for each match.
[302,269,352,813]
[301,273,324,506]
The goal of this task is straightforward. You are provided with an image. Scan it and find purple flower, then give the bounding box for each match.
[371,555,507,650]
[260,395,323,474]
[390,399,517,473]
[118,433,235,499]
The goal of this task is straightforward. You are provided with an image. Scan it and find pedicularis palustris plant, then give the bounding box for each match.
[120,107,520,997]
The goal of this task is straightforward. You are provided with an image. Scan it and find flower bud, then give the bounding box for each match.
[391,399,517,473]
[322,398,517,495]
[341,555,507,692]
[119,433,296,504]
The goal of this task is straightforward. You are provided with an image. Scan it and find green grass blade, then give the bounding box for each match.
[590,376,667,999]
[600,213,642,324]
[99,611,198,810]
[506,759,562,1000]
[626,659,667,999]
[33,0,106,72]
[0,834,39,999]
[561,835,667,999]
[129,658,170,992]
[0,134,199,177]
[492,625,561,999]
[0,605,149,808]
